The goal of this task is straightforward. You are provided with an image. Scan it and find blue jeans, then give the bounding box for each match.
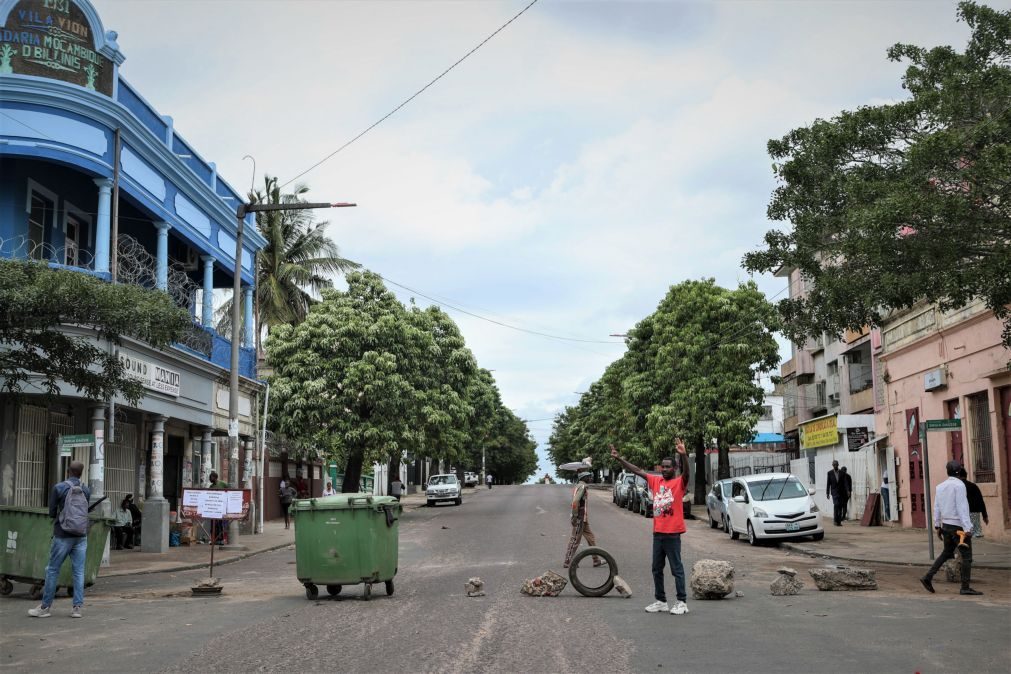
[652,533,686,603]
[41,535,87,608]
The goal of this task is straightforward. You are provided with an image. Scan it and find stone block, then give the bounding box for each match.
[809,567,877,591]
[771,567,803,596]
[943,559,961,583]
[690,559,734,600]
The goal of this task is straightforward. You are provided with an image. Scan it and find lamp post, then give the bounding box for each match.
[224,199,355,547]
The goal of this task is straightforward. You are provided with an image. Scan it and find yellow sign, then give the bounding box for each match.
[800,415,839,449]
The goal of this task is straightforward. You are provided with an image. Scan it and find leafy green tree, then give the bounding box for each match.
[744,2,1011,347]
[485,406,538,484]
[0,259,190,402]
[218,176,358,348]
[623,279,780,503]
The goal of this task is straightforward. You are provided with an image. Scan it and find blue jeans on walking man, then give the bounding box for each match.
[41,534,88,608]
[652,533,686,603]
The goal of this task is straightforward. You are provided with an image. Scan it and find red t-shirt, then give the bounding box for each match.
[647,474,686,534]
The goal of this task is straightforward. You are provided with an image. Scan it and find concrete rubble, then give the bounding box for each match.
[770,567,804,596]
[690,559,735,600]
[612,575,632,598]
[809,566,877,591]
[466,577,485,597]
[521,570,567,597]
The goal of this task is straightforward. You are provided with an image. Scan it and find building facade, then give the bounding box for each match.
[0,0,267,552]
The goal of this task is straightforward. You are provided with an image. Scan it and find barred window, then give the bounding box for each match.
[967,392,995,483]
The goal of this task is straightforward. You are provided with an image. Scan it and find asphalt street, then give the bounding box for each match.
[1,485,1009,673]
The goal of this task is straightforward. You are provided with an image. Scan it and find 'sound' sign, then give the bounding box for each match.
[1,0,113,96]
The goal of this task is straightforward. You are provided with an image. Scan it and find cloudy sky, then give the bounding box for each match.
[95,0,972,477]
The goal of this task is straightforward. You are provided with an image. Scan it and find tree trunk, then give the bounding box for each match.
[717,441,730,480]
[342,450,364,493]
[693,437,707,505]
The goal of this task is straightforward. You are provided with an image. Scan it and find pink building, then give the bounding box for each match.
[875,300,1011,543]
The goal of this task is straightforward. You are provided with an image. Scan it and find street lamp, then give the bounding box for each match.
[224,199,356,547]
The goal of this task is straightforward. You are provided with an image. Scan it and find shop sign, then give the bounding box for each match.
[119,353,181,397]
[59,433,93,457]
[799,415,839,450]
[1,0,114,96]
[846,427,869,452]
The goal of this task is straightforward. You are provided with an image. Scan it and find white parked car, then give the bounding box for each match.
[726,473,824,546]
[427,474,462,507]
[463,472,479,487]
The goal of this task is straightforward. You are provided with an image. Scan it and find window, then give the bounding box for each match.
[760,405,774,421]
[967,392,995,482]
[28,193,52,260]
[65,215,81,267]
[63,202,91,269]
[713,484,722,499]
[732,481,746,498]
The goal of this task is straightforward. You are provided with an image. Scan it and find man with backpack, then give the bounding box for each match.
[29,461,91,619]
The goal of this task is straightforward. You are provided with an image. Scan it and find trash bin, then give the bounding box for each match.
[0,506,112,599]
[291,494,400,601]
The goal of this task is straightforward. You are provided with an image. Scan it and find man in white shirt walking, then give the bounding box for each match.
[919,461,982,596]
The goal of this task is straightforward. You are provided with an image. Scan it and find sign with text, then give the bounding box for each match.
[180,488,250,521]
[1,0,114,95]
[59,433,93,457]
[925,418,961,432]
[799,415,839,450]
[119,353,181,397]
[846,427,869,452]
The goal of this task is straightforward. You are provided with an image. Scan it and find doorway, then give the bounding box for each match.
[905,408,926,528]
[164,435,184,512]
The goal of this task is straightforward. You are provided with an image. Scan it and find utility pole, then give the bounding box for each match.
[226,199,354,547]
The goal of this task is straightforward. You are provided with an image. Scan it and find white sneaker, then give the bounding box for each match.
[644,600,669,613]
[670,600,690,615]
[71,606,82,618]
[28,605,51,618]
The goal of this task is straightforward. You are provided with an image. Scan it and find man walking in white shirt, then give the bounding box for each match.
[920,461,982,596]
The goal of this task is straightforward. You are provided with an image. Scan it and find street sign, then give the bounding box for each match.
[59,434,94,457]
[925,419,961,431]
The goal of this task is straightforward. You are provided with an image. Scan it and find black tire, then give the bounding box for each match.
[812,532,825,541]
[748,522,759,546]
[709,512,719,529]
[385,580,394,596]
[30,583,42,600]
[568,547,617,597]
[363,584,372,601]
[454,497,462,506]
[426,500,435,507]
[730,518,740,540]
[326,584,342,596]
[305,583,319,600]
[0,578,12,596]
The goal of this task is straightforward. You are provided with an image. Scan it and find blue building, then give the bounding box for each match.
[0,0,266,552]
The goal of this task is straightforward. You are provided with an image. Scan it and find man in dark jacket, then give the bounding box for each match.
[29,461,90,619]
[839,467,853,521]
[826,460,844,525]
[957,467,988,538]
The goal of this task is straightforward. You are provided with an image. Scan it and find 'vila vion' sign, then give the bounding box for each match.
[118,354,181,397]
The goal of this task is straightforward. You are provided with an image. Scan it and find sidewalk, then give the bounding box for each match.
[779,516,1011,570]
[99,487,480,577]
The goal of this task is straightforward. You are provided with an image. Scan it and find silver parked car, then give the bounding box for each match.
[614,473,636,508]
[427,474,462,506]
[706,479,733,533]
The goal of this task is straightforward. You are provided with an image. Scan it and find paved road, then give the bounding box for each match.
[2,485,1009,673]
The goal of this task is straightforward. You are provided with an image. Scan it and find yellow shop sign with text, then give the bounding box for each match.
[800,415,839,450]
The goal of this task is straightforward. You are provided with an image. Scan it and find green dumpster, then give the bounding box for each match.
[0,506,112,599]
[291,493,400,601]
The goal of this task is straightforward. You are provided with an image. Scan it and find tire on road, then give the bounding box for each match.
[568,547,617,597]
[326,584,342,596]
[305,583,319,600]
[385,579,394,596]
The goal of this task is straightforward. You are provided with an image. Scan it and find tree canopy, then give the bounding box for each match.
[743,1,1011,347]
[0,259,191,403]
[549,279,780,502]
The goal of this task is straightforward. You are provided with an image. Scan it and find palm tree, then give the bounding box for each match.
[216,176,358,353]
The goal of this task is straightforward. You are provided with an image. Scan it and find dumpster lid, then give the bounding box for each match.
[290,493,400,510]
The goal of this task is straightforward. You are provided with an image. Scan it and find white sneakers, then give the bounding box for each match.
[71,606,82,618]
[644,600,690,615]
[28,605,51,618]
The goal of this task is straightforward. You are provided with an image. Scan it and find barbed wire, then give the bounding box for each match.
[115,234,200,312]
[0,234,96,269]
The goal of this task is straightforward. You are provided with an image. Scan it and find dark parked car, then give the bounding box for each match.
[627,475,647,512]
[637,472,661,517]
[614,473,636,508]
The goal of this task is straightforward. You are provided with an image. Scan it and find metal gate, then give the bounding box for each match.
[14,405,47,507]
[106,422,137,508]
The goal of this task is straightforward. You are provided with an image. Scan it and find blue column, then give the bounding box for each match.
[93,178,112,274]
[201,255,215,328]
[154,222,171,291]
[242,286,254,348]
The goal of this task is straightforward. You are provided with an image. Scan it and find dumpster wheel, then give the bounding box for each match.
[326,584,342,597]
[304,583,319,600]
[568,547,617,597]
[0,577,12,596]
[385,580,394,596]
[363,583,372,601]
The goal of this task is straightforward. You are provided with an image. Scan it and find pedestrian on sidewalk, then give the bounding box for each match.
[920,461,982,596]
[563,472,602,569]
[880,474,890,522]
[827,460,844,525]
[112,495,135,550]
[207,472,228,544]
[280,482,297,529]
[322,480,337,497]
[839,467,853,521]
[390,476,404,500]
[956,467,988,538]
[486,473,493,489]
[611,440,691,616]
[29,460,90,619]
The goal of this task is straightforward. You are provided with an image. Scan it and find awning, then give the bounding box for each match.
[751,433,785,444]
[854,435,888,452]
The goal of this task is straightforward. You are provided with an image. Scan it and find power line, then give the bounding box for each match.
[278,0,540,190]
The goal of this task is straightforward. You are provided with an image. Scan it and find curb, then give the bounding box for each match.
[98,540,294,578]
[779,541,1011,571]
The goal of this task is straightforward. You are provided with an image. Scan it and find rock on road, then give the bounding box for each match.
[1,485,1008,673]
